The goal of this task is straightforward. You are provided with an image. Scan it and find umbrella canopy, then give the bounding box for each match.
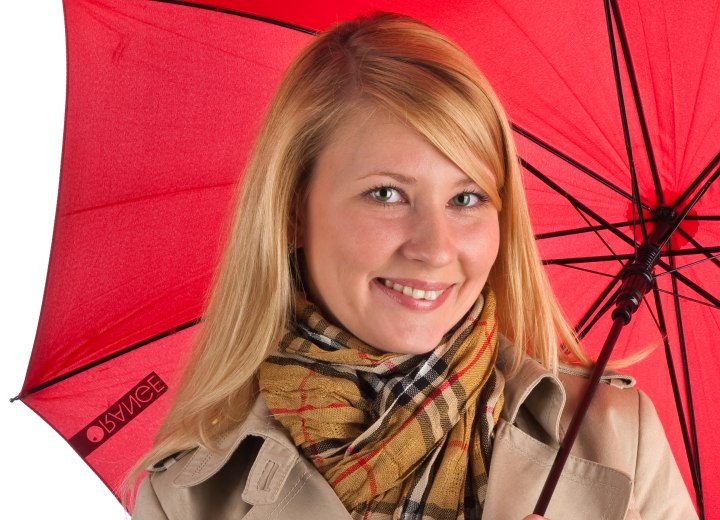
[17,0,717,516]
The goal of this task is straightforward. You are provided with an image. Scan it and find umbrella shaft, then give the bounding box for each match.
[533,316,626,515]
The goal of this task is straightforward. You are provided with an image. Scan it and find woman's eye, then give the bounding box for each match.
[369,187,402,203]
[450,192,481,207]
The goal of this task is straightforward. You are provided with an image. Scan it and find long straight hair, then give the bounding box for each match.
[126,13,587,494]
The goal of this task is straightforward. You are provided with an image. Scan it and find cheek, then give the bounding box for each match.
[303,203,392,292]
[460,220,500,276]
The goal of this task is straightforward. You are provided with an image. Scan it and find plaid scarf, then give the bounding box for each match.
[258,288,504,520]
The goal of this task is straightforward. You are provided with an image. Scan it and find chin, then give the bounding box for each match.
[380,332,443,355]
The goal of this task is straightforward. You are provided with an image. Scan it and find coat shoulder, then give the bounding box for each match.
[133,397,351,520]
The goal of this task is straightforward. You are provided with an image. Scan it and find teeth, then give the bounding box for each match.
[383,279,443,301]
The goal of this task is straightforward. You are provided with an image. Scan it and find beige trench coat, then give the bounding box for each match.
[133,338,697,519]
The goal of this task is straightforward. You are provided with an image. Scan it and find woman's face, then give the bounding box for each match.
[299,106,500,354]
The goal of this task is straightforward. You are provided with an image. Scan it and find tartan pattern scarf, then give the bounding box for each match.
[258,288,504,520]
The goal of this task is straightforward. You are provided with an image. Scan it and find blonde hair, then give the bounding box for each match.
[126,13,588,496]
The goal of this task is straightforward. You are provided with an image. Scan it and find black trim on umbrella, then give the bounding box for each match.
[604,0,648,244]
[609,0,664,205]
[11,318,202,402]
[150,0,318,35]
[670,256,705,518]
[513,124,651,210]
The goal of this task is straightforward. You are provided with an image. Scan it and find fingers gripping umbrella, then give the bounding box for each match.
[14,0,717,517]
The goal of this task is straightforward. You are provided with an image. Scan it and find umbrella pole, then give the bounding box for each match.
[533,315,626,515]
[534,218,669,516]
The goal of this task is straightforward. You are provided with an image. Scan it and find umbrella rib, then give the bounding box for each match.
[654,288,720,310]
[521,159,636,248]
[668,257,705,515]
[547,246,720,266]
[673,152,720,211]
[656,252,720,278]
[659,263,720,309]
[544,263,616,278]
[150,0,318,35]
[513,125,649,209]
[603,0,648,244]
[684,215,720,221]
[13,318,202,401]
[576,286,621,340]
[676,229,720,270]
[609,0,664,204]
[536,219,649,240]
[650,287,705,507]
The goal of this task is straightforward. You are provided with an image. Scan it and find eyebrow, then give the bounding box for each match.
[360,171,482,189]
[359,171,416,184]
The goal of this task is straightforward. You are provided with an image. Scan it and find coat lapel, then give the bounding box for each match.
[482,337,633,520]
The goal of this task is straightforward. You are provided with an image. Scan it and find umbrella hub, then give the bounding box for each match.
[613,208,676,324]
[629,198,700,249]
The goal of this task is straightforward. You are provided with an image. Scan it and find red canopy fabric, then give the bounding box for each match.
[20,0,718,516]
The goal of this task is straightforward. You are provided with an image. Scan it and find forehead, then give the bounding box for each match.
[314,104,495,190]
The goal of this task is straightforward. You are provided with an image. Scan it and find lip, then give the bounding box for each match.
[373,277,454,310]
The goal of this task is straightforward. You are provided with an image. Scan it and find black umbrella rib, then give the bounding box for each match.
[676,228,720,270]
[657,252,720,279]
[547,263,616,278]
[150,0,318,35]
[669,257,705,517]
[655,164,720,308]
[603,0,648,244]
[650,287,704,510]
[609,0,664,205]
[673,152,720,211]
[685,215,720,221]
[522,159,637,247]
[655,288,720,310]
[576,286,622,340]
[513,125,650,210]
[536,220,648,240]
[574,266,625,336]
[546,246,720,266]
[663,267,720,309]
[12,319,202,401]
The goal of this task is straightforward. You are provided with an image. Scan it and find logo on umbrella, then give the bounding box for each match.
[69,372,168,457]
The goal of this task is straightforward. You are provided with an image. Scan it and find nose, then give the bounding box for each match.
[399,206,456,267]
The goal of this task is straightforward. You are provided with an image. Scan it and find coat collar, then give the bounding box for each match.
[169,396,301,507]
[164,336,635,501]
[168,336,568,486]
[496,335,566,445]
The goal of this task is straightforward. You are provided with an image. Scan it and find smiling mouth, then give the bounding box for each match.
[382,279,444,301]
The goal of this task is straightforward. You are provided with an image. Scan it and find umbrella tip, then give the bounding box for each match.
[9,395,21,403]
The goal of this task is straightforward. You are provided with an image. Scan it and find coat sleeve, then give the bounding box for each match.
[133,476,170,520]
[632,390,698,519]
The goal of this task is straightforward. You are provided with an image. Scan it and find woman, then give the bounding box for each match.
[129,14,696,520]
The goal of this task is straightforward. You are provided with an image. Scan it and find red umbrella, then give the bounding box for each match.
[15,0,717,517]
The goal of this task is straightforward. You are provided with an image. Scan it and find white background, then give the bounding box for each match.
[1,3,129,518]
